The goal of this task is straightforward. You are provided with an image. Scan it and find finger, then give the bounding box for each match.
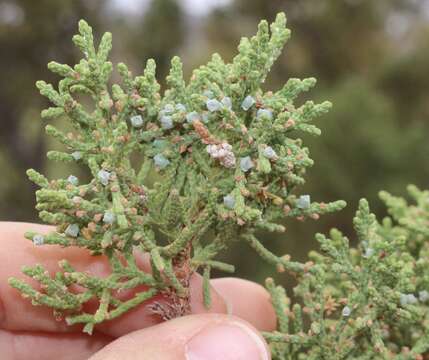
[89,313,270,360]
[211,278,276,332]
[0,222,115,333]
[1,222,228,335]
[0,329,111,360]
[1,222,276,338]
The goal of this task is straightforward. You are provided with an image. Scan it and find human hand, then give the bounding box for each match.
[0,222,276,359]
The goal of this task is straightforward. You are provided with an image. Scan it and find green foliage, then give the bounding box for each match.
[9,14,345,335]
[203,1,429,282]
[265,186,429,359]
[7,12,428,359]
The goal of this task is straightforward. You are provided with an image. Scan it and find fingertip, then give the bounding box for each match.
[211,278,277,331]
[185,315,270,360]
[89,314,270,360]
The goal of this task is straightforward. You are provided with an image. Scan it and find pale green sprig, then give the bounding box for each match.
[265,192,429,359]
[10,14,348,344]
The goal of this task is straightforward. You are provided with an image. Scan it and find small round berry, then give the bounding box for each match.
[67,175,79,186]
[130,115,144,128]
[297,195,311,209]
[206,99,222,112]
[186,111,200,124]
[240,156,254,172]
[203,90,214,98]
[241,95,255,111]
[257,108,273,120]
[97,170,111,186]
[202,113,209,123]
[221,96,232,110]
[363,247,374,258]
[103,211,116,224]
[32,234,44,246]
[400,293,418,306]
[175,103,187,112]
[163,104,175,114]
[160,115,173,129]
[223,195,235,209]
[407,294,418,304]
[419,290,429,302]
[65,224,80,238]
[71,151,82,161]
[263,146,277,160]
[154,154,170,169]
[342,306,351,317]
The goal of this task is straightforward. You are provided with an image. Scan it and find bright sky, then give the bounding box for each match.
[109,0,231,16]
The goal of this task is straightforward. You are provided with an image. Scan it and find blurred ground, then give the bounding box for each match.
[0,0,428,284]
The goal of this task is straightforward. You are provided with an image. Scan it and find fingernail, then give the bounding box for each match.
[185,322,269,360]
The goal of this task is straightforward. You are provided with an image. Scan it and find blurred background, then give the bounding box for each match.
[0,0,428,283]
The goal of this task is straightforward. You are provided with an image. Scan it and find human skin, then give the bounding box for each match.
[0,222,276,359]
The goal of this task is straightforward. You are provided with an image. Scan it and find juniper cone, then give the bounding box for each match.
[7,12,429,359]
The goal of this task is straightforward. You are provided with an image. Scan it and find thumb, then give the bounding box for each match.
[89,313,271,360]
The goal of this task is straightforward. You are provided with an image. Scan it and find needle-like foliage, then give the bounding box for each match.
[9,12,346,336]
[9,13,427,359]
[266,186,429,359]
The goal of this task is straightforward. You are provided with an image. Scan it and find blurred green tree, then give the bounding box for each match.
[123,0,185,82]
[0,0,104,220]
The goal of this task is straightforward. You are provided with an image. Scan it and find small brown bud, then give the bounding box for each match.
[87,222,97,232]
[115,100,124,112]
[339,298,348,305]
[179,144,188,153]
[304,261,314,272]
[110,185,120,192]
[240,188,250,197]
[303,306,311,314]
[75,210,86,218]
[282,254,291,262]
[276,264,285,273]
[285,118,295,128]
